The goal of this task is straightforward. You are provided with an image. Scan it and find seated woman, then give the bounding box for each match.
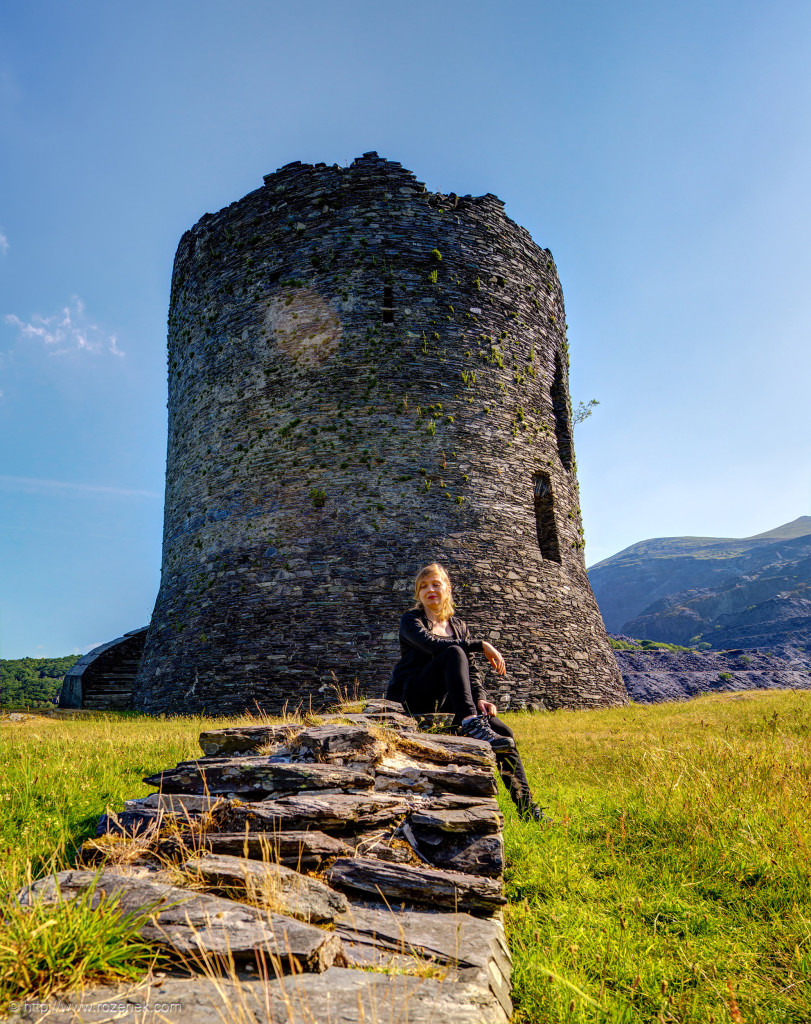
[386,562,547,821]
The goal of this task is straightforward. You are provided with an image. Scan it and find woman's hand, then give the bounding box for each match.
[477,699,498,716]
[482,641,506,676]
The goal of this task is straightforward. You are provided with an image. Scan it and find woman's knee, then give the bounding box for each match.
[437,644,467,669]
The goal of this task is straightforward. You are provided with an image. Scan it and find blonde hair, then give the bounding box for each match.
[413,563,455,621]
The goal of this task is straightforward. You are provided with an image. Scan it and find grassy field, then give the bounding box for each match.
[1,691,809,1022]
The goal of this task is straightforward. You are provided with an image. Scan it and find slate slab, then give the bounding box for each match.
[198,724,301,757]
[289,723,385,762]
[409,829,505,878]
[17,870,344,972]
[334,903,512,1017]
[409,803,504,835]
[163,830,353,869]
[395,731,497,767]
[143,759,374,798]
[315,711,417,731]
[214,792,409,832]
[375,762,497,797]
[324,856,506,912]
[360,698,410,713]
[183,852,348,923]
[126,793,223,814]
[96,809,160,838]
[5,966,508,1023]
[424,794,502,810]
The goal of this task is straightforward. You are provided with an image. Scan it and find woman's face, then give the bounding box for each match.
[418,573,449,614]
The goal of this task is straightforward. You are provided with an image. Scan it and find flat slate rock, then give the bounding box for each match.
[143,759,374,797]
[126,793,224,814]
[395,731,497,768]
[321,710,418,730]
[165,830,353,869]
[95,809,160,838]
[184,852,348,923]
[198,723,301,757]
[409,803,504,835]
[324,856,506,912]
[361,698,410,714]
[214,792,409,832]
[334,904,512,1016]
[97,793,230,839]
[374,762,497,797]
[423,794,502,810]
[5,966,508,1023]
[290,723,385,761]
[408,828,505,878]
[17,870,343,972]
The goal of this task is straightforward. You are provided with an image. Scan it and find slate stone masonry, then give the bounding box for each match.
[132,152,625,715]
[14,702,515,1024]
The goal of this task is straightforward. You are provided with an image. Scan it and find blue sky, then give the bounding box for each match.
[1,0,809,658]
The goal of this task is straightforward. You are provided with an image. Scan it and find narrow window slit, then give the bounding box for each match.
[383,285,394,323]
[533,472,562,563]
[551,353,573,471]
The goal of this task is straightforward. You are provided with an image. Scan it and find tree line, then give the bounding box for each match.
[0,656,79,708]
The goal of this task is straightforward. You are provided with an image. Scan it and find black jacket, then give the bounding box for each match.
[386,608,488,704]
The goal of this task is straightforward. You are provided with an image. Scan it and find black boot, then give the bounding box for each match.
[497,748,553,823]
[459,714,516,752]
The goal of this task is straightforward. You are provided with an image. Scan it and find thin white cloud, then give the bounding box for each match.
[0,231,8,255]
[0,475,160,499]
[4,295,124,357]
[74,642,103,656]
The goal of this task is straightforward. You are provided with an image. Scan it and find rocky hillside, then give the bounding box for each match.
[588,517,811,649]
[610,639,811,703]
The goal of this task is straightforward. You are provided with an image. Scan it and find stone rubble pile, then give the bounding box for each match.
[13,700,513,1023]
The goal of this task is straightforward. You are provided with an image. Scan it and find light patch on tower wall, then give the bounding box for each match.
[265,287,341,368]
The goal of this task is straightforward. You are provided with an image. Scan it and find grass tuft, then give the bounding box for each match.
[0,865,163,1010]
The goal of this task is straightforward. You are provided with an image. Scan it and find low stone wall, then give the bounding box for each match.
[13,700,512,1023]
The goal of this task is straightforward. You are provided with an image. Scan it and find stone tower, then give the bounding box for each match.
[132,153,626,715]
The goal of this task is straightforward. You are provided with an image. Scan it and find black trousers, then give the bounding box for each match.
[402,645,478,722]
[401,646,534,813]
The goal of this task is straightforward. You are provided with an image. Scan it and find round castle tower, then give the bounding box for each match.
[132,153,626,715]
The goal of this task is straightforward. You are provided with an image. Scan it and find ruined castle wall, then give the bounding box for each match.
[132,153,625,714]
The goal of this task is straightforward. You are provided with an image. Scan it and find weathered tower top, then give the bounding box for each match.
[132,153,626,714]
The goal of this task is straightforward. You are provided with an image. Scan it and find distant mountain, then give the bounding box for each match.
[588,517,811,649]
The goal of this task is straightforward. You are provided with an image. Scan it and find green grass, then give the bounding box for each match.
[499,691,811,1022]
[0,870,164,1004]
[0,711,253,1010]
[1,694,809,1020]
[0,712,251,891]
